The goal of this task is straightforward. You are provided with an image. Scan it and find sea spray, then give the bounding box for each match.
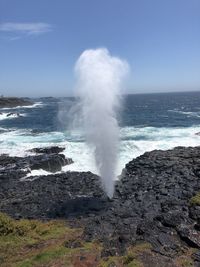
[74,48,129,198]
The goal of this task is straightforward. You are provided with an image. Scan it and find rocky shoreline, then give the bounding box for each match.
[1,146,200,266]
[0,97,33,108]
[0,146,73,180]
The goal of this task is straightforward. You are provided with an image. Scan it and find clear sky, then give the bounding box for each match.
[0,0,200,97]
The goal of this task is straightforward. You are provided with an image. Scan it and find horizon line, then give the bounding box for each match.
[2,89,200,99]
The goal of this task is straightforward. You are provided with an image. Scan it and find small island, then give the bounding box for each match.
[0,96,33,108]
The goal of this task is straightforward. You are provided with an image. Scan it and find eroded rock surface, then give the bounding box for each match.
[1,146,200,264]
[0,146,73,180]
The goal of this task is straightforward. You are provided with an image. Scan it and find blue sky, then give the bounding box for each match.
[0,0,200,97]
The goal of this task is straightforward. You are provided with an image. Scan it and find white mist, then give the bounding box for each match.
[75,48,129,198]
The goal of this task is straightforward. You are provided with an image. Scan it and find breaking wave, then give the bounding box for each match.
[1,125,200,177]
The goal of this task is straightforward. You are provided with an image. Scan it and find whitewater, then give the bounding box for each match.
[0,92,200,178]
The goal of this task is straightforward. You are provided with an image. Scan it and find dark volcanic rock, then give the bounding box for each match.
[177,224,200,248]
[29,146,65,154]
[27,153,73,173]
[6,112,22,117]
[0,97,33,108]
[0,171,106,219]
[2,146,200,260]
[192,250,200,262]
[0,154,28,180]
[82,146,200,255]
[0,148,73,180]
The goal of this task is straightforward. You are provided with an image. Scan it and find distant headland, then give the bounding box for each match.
[0,96,33,108]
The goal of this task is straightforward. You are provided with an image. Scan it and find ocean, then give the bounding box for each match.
[1,91,200,177]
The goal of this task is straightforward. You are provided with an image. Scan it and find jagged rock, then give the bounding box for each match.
[1,146,200,259]
[27,154,72,173]
[190,206,200,220]
[0,171,105,219]
[177,224,200,248]
[192,250,200,262]
[156,210,187,227]
[29,146,65,154]
[0,154,28,180]
[7,112,14,117]
[0,148,73,178]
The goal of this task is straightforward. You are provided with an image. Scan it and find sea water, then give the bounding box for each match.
[0,92,200,177]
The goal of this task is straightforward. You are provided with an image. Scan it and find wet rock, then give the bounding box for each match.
[7,112,15,117]
[28,153,72,173]
[5,112,22,118]
[29,146,65,154]
[0,148,73,179]
[0,154,29,180]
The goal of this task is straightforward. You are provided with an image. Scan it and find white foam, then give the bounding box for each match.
[0,102,44,110]
[64,126,200,175]
[0,130,66,157]
[168,109,200,118]
[0,113,26,121]
[0,127,7,131]
[19,102,44,109]
[24,169,51,178]
[1,126,200,177]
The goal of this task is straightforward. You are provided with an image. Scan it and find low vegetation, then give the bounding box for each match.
[0,212,87,267]
[0,212,196,267]
[190,192,200,206]
[0,212,144,267]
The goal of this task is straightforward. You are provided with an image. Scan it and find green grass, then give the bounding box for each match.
[16,247,69,267]
[98,243,152,267]
[99,256,123,267]
[0,212,68,238]
[0,212,196,267]
[126,260,143,267]
[175,257,194,267]
[0,212,84,267]
[122,243,151,267]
